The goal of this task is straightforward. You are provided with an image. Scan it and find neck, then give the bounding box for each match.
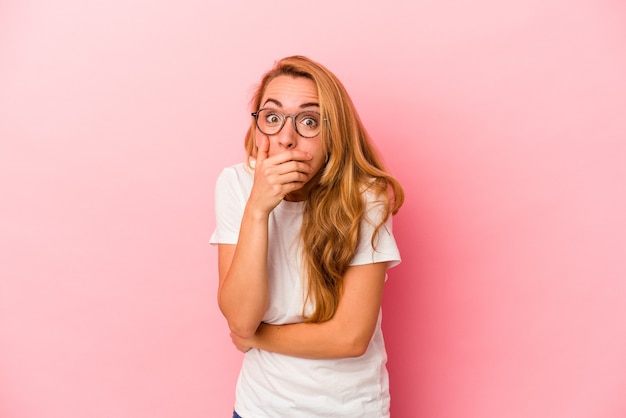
[284,187,310,202]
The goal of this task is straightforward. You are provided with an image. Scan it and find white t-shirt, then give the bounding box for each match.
[210,163,401,418]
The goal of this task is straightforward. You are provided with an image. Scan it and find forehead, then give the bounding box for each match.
[261,75,318,107]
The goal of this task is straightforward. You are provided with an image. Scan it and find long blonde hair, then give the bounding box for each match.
[245,56,404,322]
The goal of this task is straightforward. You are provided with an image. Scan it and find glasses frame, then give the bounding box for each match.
[251,108,323,139]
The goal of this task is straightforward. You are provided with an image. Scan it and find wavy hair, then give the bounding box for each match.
[244,56,404,323]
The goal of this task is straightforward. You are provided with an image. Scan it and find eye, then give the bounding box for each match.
[298,113,320,129]
[264,112,282,125]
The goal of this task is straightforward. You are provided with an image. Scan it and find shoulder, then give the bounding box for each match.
[214,162,254,203]
[360,180,389,218]
[218,162,254,181]
[351,182,400,267]
[216,162,253,188]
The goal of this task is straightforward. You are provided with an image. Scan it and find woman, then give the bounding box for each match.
[210,55,404,417]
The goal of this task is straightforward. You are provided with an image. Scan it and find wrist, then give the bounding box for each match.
[243,205,271,222]
[251,323,269,350]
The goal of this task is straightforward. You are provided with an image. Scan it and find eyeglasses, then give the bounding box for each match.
[251,108,322,138]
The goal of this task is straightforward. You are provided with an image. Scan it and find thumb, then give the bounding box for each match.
[256,135,269,164]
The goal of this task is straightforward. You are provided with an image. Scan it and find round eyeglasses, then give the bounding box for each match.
[251,108,322,138]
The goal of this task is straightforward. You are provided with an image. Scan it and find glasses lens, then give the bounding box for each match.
[255,109,322,138]
[295,112,321,138]
[257,109,284,135]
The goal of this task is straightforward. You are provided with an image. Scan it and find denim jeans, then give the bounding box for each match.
[232,411,242,418]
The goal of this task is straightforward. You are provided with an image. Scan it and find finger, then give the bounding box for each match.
[279,180,308,196]
[256,135,269,165]
[272,160,313,176]
[271,149,312,164]
[284,169,313,184]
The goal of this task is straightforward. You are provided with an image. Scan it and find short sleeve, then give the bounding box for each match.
[209,164,253,245]
[349,192,401,269]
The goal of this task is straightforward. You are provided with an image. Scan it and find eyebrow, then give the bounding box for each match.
[263,98,319,109]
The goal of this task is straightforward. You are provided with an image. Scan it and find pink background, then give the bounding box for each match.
[2,1,625,417]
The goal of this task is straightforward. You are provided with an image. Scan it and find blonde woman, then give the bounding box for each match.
[210,55,404,418]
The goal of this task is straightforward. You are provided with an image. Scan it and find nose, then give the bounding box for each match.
[276,116,298,149]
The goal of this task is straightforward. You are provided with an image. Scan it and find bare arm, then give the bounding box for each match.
[216,212,269,339]
[217,137,313,338]
[230,261,388,358]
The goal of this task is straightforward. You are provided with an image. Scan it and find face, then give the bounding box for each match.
[257,75,326,197]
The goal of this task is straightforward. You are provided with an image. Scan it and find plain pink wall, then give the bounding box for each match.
[1,1,625,417]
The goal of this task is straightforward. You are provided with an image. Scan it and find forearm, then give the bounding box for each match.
[249,319,374,359]
[234,263,389,358]
[218,207,270,338]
